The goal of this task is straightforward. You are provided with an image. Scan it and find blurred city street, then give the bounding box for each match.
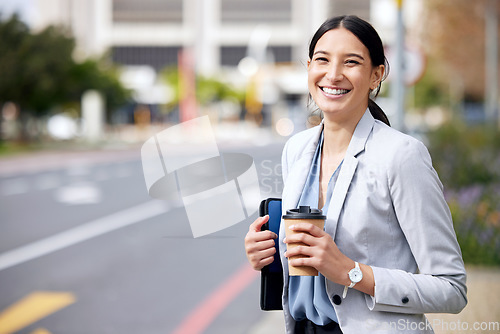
[0,132,287,334]
[1,0,499,333]
[2,130,499,334]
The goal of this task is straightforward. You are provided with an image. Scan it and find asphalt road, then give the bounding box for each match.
[0,140,285,334]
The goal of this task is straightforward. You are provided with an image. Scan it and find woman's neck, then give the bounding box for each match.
[322,109,364,157]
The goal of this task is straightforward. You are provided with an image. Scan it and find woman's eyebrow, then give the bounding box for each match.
[346,53,365,61]
[313,50,329,56]
[313,50,365,61]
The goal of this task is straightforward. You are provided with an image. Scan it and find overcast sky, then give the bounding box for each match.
[0,0,34,24]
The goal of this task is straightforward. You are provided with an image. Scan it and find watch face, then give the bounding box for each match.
[349,268,363,283]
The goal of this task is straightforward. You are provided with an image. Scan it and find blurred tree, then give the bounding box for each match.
[0,14,129,141]
[413,66,450,109]
[420,0,500,102]
[0,15,75,116]
[161,66,244,111]
[66,57,130,122]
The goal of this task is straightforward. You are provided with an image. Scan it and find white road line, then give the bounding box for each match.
[0,200,169,272]
[54,182,102,205]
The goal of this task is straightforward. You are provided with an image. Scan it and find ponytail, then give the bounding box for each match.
[368,99,390,126]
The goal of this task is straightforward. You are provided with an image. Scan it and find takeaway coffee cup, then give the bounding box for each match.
[283,206,326,276]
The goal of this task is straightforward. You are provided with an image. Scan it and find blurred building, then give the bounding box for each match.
[31,0,373,75]
[24,0,424,130]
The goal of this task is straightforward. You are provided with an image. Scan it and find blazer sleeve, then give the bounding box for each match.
[366,139,467,314]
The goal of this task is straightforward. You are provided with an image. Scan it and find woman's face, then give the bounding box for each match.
[308,28,384,121]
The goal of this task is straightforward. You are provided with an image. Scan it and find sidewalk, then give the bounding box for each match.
[426,265,500,333]
[248,265,500,334]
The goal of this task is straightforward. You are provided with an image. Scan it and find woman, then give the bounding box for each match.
[244,15,467,334]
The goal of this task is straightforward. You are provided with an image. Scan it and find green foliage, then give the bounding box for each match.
[427,121,500,265]
[0,14,129,119]
[67,58,130,115]
[447,185,500,265]
[0,15,75,115]
[160,66,244,110]
[197,75,244,105]
[413,68,450,109]
[427,121,500,187]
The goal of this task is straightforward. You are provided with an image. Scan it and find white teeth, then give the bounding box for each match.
[322,87,349,95]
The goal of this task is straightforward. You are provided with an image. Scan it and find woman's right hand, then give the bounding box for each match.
[244,215,278,271]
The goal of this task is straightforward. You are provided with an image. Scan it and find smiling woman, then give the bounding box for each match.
[245,15,467,334]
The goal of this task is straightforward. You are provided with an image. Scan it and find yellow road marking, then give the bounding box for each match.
[30,329,51,334]
[0,291,75,334]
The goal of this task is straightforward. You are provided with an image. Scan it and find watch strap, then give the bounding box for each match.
[343,262,361,299]
[342,285,349,298]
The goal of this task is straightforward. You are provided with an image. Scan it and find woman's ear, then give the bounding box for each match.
[370,65,385,90]
[307,59,311,69]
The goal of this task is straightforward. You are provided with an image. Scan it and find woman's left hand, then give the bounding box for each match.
[283,222,353,286]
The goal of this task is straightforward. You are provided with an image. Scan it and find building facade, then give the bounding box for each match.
[32,0,372,75]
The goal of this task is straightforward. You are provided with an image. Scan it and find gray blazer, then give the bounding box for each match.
[279,110,467,333]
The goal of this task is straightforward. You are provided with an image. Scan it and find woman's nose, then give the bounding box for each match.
[325,63,343,81]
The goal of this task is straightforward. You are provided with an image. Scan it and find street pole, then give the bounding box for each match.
[392,0,406,131]
[485,0,499,127]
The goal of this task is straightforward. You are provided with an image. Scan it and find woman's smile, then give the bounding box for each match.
[320,86,351,97]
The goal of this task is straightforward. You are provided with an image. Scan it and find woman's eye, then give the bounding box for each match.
[315,57,328,63]
[346,59,360,65]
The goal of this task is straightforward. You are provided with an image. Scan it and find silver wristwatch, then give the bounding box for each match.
[343,261,362,298]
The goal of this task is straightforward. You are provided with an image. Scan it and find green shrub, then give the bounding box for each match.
[446,185,500,265]
[427,121,500,265]
[427,121,500,187]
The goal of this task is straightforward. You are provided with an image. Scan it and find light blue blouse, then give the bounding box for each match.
[288,130,343,326]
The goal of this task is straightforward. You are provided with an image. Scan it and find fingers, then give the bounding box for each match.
[249,215,269,232]
[283,230,320,246]
[287,222,325,237]
[284,243,314,258]
[245,237,276,252]
[245,216,279,271]
[247,216,277,241]
[245,239,277,270]
[283,225,331,260]
[287,254,312,268]
[247,247,277,270]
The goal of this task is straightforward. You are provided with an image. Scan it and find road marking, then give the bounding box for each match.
[30,328,52,334]
[0,201,169,271]
[53,182,102,205]
[30,329,52,334]
[171,263,259,334]
[0,291,75,334]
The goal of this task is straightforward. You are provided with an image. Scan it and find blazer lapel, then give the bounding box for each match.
[282,124,323,213]
[325,110,375,239]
